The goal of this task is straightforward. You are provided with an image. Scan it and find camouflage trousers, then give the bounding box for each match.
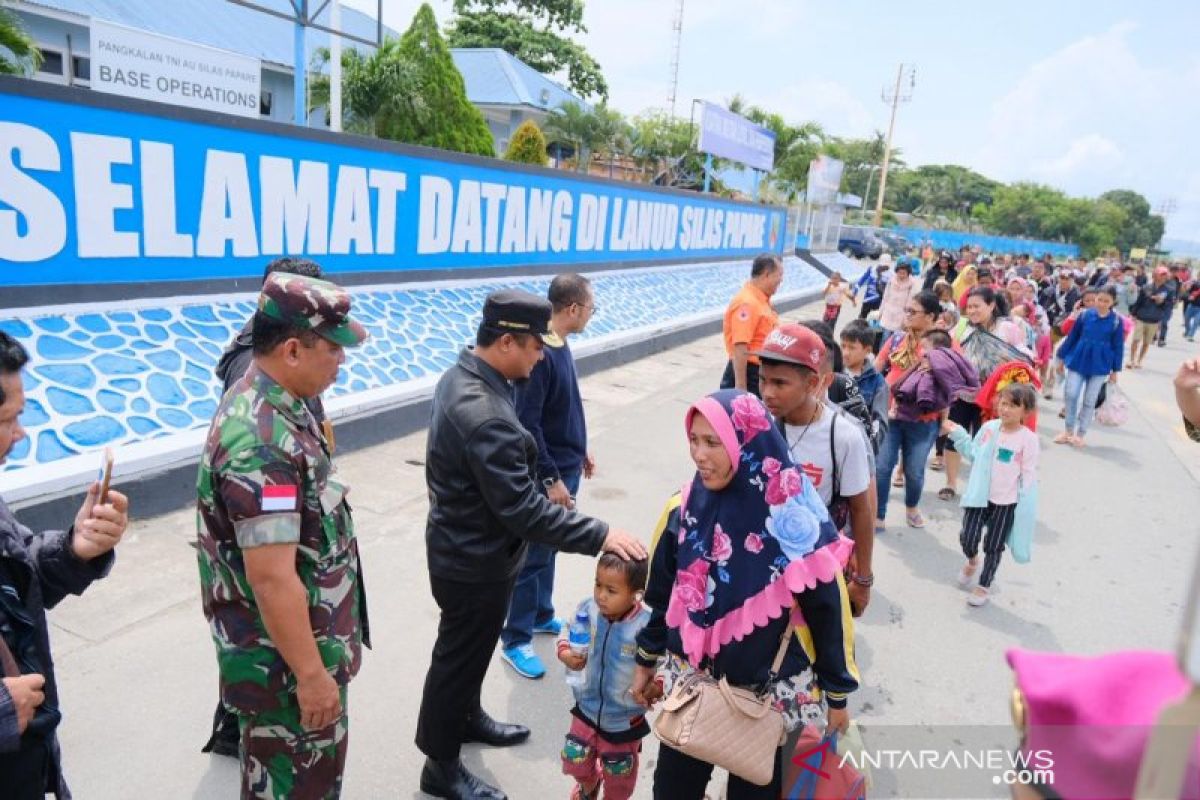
[238,688,349,800]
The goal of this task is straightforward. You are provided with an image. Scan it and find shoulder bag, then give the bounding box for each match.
[653,624,793,786]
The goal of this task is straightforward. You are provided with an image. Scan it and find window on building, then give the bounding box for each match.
[72,55,90,82]
[37,49,64,76]
[260,91,273,117]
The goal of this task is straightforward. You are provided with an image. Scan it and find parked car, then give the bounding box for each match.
[878,231,911,255]
[838,226,884,259]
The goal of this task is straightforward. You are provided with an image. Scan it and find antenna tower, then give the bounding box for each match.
[667,0,684,117]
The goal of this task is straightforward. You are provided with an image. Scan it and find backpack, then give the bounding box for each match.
[829,374,885,455]
[827,411,851,531]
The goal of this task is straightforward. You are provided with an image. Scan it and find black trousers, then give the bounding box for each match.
[653,742,783,800]
[720,360,761,398]
[416,575,516,760]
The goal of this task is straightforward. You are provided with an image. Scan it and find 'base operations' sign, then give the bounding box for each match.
[89,19,261,119]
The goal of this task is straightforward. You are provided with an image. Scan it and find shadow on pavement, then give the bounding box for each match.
[958,599,1061,651]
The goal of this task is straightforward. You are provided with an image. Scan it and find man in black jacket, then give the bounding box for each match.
[416,290,645,800]
[0,332,130,799]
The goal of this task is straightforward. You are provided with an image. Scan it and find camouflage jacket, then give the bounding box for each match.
[196,364,367,715]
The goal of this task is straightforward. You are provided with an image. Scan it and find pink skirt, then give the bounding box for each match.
[1035,334,1052,367]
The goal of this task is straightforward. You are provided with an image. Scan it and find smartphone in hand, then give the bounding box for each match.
[96,447,114,505]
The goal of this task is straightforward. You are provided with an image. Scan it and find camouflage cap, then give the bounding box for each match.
[258,273,368,347]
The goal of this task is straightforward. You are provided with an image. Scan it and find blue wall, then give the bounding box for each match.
[0,82,785,288]
[0,79,802,500]
[891,227,1079,258]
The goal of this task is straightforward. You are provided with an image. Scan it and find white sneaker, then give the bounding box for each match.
[967,587,990,607]
[957,560,978,588]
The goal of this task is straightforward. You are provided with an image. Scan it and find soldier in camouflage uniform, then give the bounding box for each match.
[196,272,370,800]
[204,256,326,758]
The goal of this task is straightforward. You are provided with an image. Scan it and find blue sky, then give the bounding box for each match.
[345,1,1200,244]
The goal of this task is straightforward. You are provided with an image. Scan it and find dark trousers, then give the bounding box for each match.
[501,470,581,648]
[416,575,516,760]
[859,298,881,320]
[960,502,1016,588]
[720,360,761,397]
[653,742,782,800]
[1158,304,1175,343]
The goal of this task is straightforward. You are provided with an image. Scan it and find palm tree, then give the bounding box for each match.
[310,40,423,138]
[0,4,41,76]
[543,102,595,171]
[589,104,628,177]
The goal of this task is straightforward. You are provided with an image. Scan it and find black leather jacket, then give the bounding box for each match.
[425,349,608,583]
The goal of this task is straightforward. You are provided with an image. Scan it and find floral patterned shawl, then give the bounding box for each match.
[666,390,853,667]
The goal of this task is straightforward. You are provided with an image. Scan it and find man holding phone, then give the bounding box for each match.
[196,273,370,799]
[0,331,130,799]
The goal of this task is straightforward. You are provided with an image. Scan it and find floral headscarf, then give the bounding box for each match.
[666,390,853,667]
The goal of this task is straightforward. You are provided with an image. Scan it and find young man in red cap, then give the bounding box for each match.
[754,323,875,616]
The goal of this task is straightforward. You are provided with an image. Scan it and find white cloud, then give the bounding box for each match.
[971,20,1199,235]
[1033,134,1123,179]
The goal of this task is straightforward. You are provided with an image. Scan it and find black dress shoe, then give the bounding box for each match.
[200,704,240,758]
[419,757,507,800]
[462,709,530,747]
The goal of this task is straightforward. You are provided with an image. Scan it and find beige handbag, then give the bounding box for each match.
[652,626,793,787]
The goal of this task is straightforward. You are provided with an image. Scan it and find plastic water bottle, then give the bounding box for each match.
[564,609,590,687]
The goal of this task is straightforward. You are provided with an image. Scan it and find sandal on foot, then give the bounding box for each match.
[957,559,978,587]
[1057,408,1066,419]
[905,509,925,528]
[929,456,944,472]
[874,521,886,534]
[1053,432,1071,444]
[937,487,957,501]
[1070,435,1086,448]
[967,586,990,607]
[892,473,905,488]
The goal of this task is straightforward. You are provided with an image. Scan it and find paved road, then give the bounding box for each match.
[46,301,1200,798]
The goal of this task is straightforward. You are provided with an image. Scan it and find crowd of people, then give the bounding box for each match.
[0,244,1197,800]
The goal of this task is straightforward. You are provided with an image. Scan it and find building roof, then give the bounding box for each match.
[19,1,586,110]
[18,0,395,69]
[450,47,586,112]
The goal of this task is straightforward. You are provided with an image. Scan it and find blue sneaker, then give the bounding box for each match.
[500,644,545,679]
[532,617,564,636]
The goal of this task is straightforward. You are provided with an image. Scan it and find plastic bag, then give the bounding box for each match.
[786,726,868,799]
[1095,385,1129,427]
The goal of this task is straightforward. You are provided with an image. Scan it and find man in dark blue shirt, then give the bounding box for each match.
[501,274,596,679]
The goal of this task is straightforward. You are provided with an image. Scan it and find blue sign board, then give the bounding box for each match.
[0,85,786,288]
[697,102,776,173]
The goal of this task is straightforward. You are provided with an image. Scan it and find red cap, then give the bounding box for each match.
[752,323,826,371]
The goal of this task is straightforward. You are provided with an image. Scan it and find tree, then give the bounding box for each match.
[889,165,1001,221]
[310,41,423,137]
[504,119,548,165]
[447,0,608,100]
[824,132,901,205]
[543,101,594,170]
[588,103,628,177]
[311,6,495,157]
[393,4,496,156]
[0,3,41,76]
[1098,189,1166,253]
[627,111,706,188]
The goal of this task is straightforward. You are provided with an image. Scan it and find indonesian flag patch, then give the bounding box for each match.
[262,485,298,512]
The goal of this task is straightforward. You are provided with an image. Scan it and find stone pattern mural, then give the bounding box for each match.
[0,258,830,473]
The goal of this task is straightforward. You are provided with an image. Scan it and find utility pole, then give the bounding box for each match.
[667,0,684,117]
[874,63,915,227]
[1156,197,1178,236]
[330,0,342,131]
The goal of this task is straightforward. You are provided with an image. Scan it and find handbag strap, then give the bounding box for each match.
[767,616,795,682]
[0,634,19,678]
